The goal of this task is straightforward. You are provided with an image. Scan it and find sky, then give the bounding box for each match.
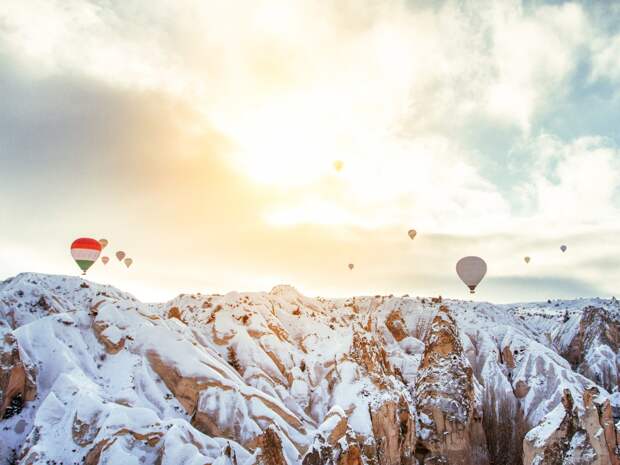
[1,0,620,303]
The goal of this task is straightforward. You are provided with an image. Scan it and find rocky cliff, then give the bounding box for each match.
[0,273,619,465]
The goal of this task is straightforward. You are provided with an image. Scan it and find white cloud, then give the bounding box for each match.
[0,0,591,128]
[2,0,620,300]
[484,2,589,130]
[262,135,512,234]
[0,1,613,234]
[591,33,620,84]
[516,134,620,231]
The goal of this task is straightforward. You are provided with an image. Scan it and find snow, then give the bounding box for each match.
[526,402,566,448]
[1,272,619,464]
[101,325,123,345]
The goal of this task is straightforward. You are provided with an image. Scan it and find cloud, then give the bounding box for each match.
[513,134,620,230]
[483,2,589,131]
[590,29,620,86]
[1,0,620,301]
[486,275,605,302]
[0,0,593,131]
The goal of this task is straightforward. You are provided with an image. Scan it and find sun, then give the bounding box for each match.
[222,101,346,188]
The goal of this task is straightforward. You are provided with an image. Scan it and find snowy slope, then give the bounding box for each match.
[0,273,618,465]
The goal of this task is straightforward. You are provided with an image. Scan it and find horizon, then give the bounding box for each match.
[2,1,620,303]
[2,270,618,307]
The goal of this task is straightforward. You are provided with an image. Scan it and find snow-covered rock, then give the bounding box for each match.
[414,305,488,465]
[523,387,620,465]
[0,273,619,465]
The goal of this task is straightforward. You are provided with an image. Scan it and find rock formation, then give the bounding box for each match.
[1,273,620,465]
[524,388,620,465]
[0,322,36,421]
[415,306,488,465]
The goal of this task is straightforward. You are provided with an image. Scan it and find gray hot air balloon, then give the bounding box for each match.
[408,229,417,240]
[456,256,487,294]
[524,256,531,264]
[560,245,567,253]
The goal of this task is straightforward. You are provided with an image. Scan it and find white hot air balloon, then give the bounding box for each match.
[456,256,487,294]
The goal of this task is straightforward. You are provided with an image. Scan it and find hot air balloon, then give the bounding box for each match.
[524,256,531,264]
[333,160,344,172]
[101,256,109,265]
[408,229,417,240]
[116,251,126,262]
[560,245,567,253]
[124,258,133,268]
[70,238,102,275]
[456,256,487,294]
[348,263,354,270]
[98,238,108,249]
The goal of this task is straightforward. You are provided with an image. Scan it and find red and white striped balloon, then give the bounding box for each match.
[70,238,102,275]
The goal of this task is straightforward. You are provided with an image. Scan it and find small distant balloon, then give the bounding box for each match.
[98,238,108,249]
[408,229,417,240]
[101,256,109,265]
[333,160,344,172]
[116,251,126,261]
[70,238,102,275]
[560,245,567,253]
[124,258,133,268]
[348,263,354,270]
[456,256,487,294]
[524,256,531,264]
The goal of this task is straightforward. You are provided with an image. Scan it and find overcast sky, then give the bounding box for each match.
[1,0,620,303]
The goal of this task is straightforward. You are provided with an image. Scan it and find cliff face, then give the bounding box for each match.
[523,388,620,465]
[1,273,619,465]
[556,306,620,393]
[0,324,36,421]
[415,306,488,465]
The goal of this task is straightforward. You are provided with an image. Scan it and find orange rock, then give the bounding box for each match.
[93,320,125,354]
[256,427,288,465]
[0,331,36,419]
[415,305,489,465]
[514,380,530,399]
[167,306,184,322]
[385,309,408,342]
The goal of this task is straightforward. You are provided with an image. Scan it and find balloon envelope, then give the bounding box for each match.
[348,263,354,270]
[98,238,108,249]
[116,251,126,261]
[456,256,487,294]
[70,238,102,274]
[101,256,109,265]
[524,256,531,264]
[333,160,343,172]
[124,258,133,268]
[560,245,567,252]
[408,229,417,240]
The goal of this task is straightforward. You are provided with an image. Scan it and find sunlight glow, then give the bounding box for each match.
[223,96,345,188]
